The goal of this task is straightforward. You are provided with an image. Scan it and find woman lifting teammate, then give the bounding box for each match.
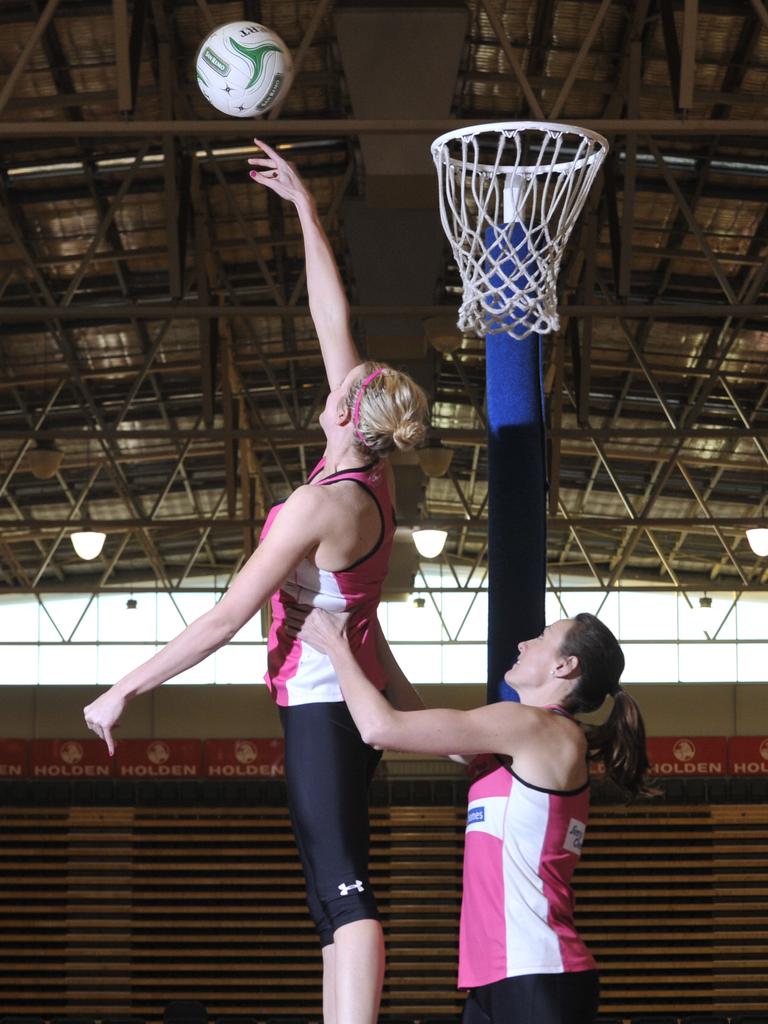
[292,607,656,1024]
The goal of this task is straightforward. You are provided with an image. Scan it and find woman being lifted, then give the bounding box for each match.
[84,139,429,1024]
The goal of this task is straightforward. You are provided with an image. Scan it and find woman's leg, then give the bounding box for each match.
[322,942,337,1024]
[281,702,384,1024]
[332,918,385,1023]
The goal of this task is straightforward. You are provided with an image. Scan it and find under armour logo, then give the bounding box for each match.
[338,879,364,896]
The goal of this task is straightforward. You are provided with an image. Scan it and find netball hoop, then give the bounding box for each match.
[431,121,608,339]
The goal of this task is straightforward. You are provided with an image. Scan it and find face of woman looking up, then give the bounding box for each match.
[504,619,577,694]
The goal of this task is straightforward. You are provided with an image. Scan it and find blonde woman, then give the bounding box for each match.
[84,140,429,1024]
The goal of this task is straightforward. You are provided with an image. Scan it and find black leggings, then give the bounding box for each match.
[280,701,382,947]
[462,971,599,1024]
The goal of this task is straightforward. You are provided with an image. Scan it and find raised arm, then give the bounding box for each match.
[84,486,331,754]
[248,138,360,388]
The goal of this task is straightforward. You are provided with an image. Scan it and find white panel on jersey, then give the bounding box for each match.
[290,561,347,612]
[283,559,347,705]
[503,783,565,975]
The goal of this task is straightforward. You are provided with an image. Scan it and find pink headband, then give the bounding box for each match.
[352,367,385,446]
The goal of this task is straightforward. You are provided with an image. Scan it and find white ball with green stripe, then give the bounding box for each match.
[195,21,293,117]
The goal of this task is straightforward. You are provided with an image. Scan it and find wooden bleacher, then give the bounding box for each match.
[0,798,767,1021]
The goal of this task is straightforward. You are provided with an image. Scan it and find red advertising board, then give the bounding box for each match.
[204,738,285,779]
[728,737,768,776]
[647,736,727,777]
[11,736,764,780]
[113,739,201,778]
[0,739,26,777]
[29,738,112,777]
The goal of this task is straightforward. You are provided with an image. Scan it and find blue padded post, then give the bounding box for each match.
[485,224,548,703]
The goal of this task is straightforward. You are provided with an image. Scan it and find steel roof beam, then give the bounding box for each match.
[0,514,764,532]
[662,377,768,568]
[2,425,765,441]
[10,75,768,116]
[478,0,545,119]
[604,251,768,585]
[678,0,698,110]
[0,0,62,115]
[7,119,768,138]
[675,461,751,584]
[10,165,768,211]
[0,0,748,18]
[29,7,209,561]
[1,302,767,321]
[0,194,178,590]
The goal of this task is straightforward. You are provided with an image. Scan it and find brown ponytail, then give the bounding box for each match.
[584,689,659,800]
[558,613,659,800]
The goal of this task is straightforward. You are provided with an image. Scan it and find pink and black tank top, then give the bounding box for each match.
[259,458,395,707]
[458,714,596,988]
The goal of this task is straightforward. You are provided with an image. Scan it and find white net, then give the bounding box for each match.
[431,121,608,339]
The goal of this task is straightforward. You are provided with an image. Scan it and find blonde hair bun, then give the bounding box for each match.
[392,419,427,451]
[345,361,429,456]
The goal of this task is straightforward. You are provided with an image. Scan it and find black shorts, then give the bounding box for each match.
[280,700,383,947]
[462,970,599,1024]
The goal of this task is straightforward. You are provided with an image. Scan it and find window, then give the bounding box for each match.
[0,576,765,685]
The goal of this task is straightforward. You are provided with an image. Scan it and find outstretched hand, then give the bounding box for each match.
[248,137,311,205]
[285,606,351,655]
[83,688,126,757]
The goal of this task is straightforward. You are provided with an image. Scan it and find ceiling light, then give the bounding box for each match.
[126,597,137,610]
[26,441,64,479]
[412,596,426,609]
[697,594,714,640]
[70,530,106,561]
[7,160,84,177]
[412,528,447,559]
[423,316,462,353]
[746,528,768,557]
[417,443,454,478]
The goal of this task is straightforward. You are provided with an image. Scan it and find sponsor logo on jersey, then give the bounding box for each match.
[564,817,586,855]
[467,806,485,825]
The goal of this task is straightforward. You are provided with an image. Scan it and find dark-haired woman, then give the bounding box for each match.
[292,610,655,1024]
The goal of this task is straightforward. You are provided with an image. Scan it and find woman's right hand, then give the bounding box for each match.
[286,606,351,655]
[83,687,127,757]
[247,137,311,206]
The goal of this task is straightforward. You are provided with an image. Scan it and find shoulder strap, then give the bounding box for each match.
[306,458,326,483]
[315,460,379,485]
[544,704,578,723]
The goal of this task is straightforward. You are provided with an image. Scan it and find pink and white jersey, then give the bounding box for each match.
[259,459,395,707]
[458,755,596,989]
